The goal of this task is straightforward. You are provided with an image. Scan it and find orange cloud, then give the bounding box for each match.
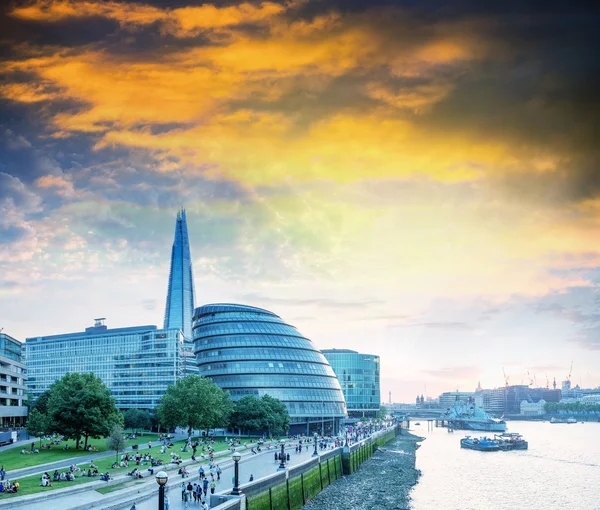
[36,174,76,196]
[10,0,296,37]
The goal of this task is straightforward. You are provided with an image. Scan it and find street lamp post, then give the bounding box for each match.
[231,451,242,496]
[155,470,168,510]
[312,432,318,457]
[278,439,286,469]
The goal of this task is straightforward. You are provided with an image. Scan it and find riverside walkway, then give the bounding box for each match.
[10,441,319,510]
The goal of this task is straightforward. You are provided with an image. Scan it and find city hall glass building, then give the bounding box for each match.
[321,349,381,419]
[193,304,347,434]
[25,320,190,409]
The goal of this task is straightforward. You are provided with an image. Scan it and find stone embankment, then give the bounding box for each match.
[302,431,422,510]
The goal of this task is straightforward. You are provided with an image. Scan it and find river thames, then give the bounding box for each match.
[410,420,600,509]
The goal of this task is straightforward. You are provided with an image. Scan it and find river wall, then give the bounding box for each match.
[212,426,401,510]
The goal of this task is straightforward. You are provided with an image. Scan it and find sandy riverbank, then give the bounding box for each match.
[302,430,423,510]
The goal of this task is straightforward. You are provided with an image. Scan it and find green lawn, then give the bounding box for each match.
[1,433,159,472]
[1,436,263,498]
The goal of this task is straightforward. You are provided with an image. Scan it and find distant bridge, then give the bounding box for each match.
[392,408,445,418]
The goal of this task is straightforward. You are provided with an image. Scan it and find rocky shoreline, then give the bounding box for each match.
[303,430,423,510]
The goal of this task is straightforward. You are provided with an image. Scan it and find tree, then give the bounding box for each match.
[26,408,49,448]
[157,375,232,437]
[377,405,388,420]
[47,372,123,449]
[229,396,270,433]
[261,395,290,436]
[32,390,52,415]
[107,425,126,464]
[124,409,152,433]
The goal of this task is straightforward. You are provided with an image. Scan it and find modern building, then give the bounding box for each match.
[164,208,196,341]
[25,209,198,409]
[439,391,474,410]
[193,304,347,434]
[25,319,188,409]
[321,349,380,419]
[0,332,28,427]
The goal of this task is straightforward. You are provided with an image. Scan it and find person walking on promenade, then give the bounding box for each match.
[198,465,205,480]
[216,465,221,481]
[210,479,216,495]
[181,482,186,501]
[203,477,209,497]
[164,495,170,510]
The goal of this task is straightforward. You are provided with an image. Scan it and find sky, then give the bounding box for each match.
[1,0,599,402]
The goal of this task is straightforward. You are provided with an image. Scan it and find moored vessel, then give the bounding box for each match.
[460,436,500,451]
[443,398,507,432]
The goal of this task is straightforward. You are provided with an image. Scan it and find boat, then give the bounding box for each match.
[494,433,528,450]
[460,436,500,452]
[550,417,577,424]
[443,398,507,432]
[414,422,421,426]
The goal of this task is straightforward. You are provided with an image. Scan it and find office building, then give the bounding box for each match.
[26,319,188,409]
[321,349,381,419]
[193,303,347,434]
[439,391,474,410]
[0,332,28,427]
[164,208,195,340]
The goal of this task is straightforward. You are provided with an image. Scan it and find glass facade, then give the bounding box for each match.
[193,304,347,433]
[25,322,190,409]
[164,208,196,341]
[0,333,28,427]
[321,349,381,418]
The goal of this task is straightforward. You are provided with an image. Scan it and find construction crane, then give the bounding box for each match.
[527,370,534,387]
[567,361,573,384]
[502,367,510,388]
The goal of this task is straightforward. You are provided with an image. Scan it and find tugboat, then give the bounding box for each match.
[494,433,528,450]
[460,436,500,452]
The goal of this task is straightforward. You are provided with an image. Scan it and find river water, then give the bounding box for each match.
[409,420,600,510]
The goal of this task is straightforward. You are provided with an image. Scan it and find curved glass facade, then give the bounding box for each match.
[193,304,347,433]
[321,349,381,418]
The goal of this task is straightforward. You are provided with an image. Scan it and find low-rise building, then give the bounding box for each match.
[520,399,546,416]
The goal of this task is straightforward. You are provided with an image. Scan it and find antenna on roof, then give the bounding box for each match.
[94,318,106,328]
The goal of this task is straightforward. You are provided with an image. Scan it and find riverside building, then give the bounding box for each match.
[193,303,347,434]
[25,319,189,409]
[321,349,381,419]
[25,209,197,409]
[0,332,28,428]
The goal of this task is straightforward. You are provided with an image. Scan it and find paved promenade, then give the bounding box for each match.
[118,444,322,510]
[7,441,320,510]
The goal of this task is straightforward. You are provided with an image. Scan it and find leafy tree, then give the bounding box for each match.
[107,425,127,464]
[261,395,290,436]
[32,390,51,415]
[229,396,270,433]
[377,405,388,420]
[47,372,123,449]
[157,375,232,438]
[26,408,49,448]
[124,409,152,433]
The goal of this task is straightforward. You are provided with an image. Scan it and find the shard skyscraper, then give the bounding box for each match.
[164,208,195,340]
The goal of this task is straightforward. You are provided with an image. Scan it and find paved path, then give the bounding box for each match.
[119,444,323,510]
[16,442,319,510]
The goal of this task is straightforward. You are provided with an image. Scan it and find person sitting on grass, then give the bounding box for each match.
[59,472,67,481]
[40,473,52,487]
[20,449,30,455]
[66,472,75,481]
[112,462,119,469]
[63,444,70,450]
[120,459,129,468]
[101,472,111,482]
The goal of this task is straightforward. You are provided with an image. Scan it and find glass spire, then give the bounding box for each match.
[164,208,195,340]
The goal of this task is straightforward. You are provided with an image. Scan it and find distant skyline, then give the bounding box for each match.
[1,1,599,401]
